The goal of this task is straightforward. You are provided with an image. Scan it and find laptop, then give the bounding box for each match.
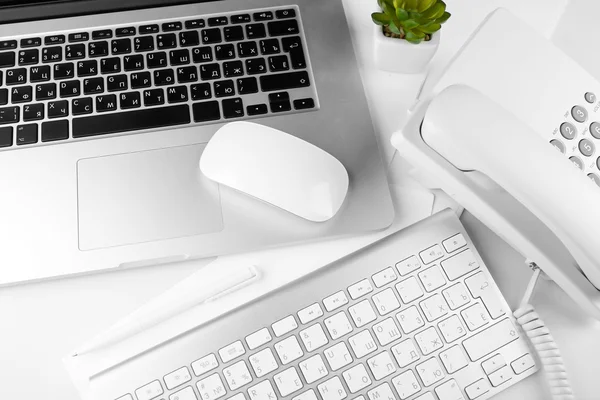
[0,0,394,285]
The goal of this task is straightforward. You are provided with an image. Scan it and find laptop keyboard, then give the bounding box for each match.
[0,6,317,149]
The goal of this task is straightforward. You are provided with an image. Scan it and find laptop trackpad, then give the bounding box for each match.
[77,144,223,251]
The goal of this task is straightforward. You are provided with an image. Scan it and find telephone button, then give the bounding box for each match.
[590,122,600,139]
[572,105,588,123]
[588,173,600,187]
[550,139,565,154]
[597,156,600,170]
[559,122,576,140]
[569,156,584,170]
[585,92,596,104]
[579,138,595,157]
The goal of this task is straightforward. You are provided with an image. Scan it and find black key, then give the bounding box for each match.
[200,63,221,80]
[231,14,251,24]
[112,39,132,55]
[140,24,159,34]
[18,49,39,66]
[162,22,183,32]
[193,100,220,122]
[215,44,235,61]
[68,32,89,43]
[48,100,69,118]
[72,97,93,115]
[23,103,44,121]
[41,119,68,142]
[0,70,3,86]
[92,29,113,40]
[246,23,266,39]
[59,80,80,97]
[77,60,98,77]
[214,80,235,97]
[260,39,281,55]
[223,61,244,78]
[276,9,296,19]
[147,51,168,68]
[54,62,75,79]
[237,41,258,58]
[0,89,7,105]
[269,55,289,72]
[222,97,244,119]
[11,86,33,103]
[42,46,62,63]
[101,57,121,74]
[157,34,177,49]
[21,37,42,48]
[180,31,200,47]
[0,51,15,68]
[107,74,128,91]
[73,104,190,137]
[208,17,228,26]
[254,11,274,21]
[224,26,244,42]
[268,20,300,36]
[0,106,19,125]
[36,83,57,100]
[0,126,12,147]
[31,65,51,82]
[260,71,310,92]
[6,68,27,85]
[119,92,141,109]
[96,94,118,112]
[167,86,188,103]
[294,98,315,110]
[191,83,211,100]
[124,54,144,71]
[16,124,38,145]
[185,19,205,29]
[116,27,136,37]
[2,40,17,50]
[247,103,267,116]
[134,36,154,52]
[237,77,258,95]
[131,71,152,89]
[66,44,86,60]
[201,28,222,44]
[154,69,175,86]
[88,41,109,57]
[282,36,306,69]
[245,58,266,75]
[270,99,291,113]
[177,66,198,83]
[143,88,165,106]
[170,49,190,65]
[83,77,104,94]
[192,46,213,63]
[269,91,289,103]
[45,35,65,45]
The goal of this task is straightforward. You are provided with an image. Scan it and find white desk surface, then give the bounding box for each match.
[2,1,600,399]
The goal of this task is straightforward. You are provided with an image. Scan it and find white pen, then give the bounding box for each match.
[73,263,259,356]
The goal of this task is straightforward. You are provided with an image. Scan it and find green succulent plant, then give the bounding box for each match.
[372,0,451,44]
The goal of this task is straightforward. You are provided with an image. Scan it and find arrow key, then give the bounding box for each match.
[488,365,512,387]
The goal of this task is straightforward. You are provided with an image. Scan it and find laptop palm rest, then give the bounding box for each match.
[77,144,224,251]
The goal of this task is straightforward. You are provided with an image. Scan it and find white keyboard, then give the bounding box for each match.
[96,210,538,400]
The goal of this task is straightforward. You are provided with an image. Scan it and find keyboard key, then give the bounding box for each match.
[391,338,420,368]
[147,52,168,68]
[0,40,16,50]
[68,32,89,43]
[438,314,466,343]
[246,23,267,39]
[140,24,159,34]
[176,66,198,83]
[275,336,304,365]
[65,44,86,60]
[348,279,373,300]
[323,291,349,312]
[231,14,251,24]
[185,19,205,29]
[250,348,278,377]
[208,16,228,26]
[396,255,422,276]
[396,305,424,334]
[442,283,471,310]
[268,20,300,36]
[580,138,595,156]
[488,365,512,387]
[367,351,396,380]
[224,26,244,42]
[36,83,57,100]
[372,288,400,315]
[191,83,211,100]
[435,379,464,400]
[463,318,519,361]
[0,51,15,68]
[200,63,221,80]
[191,353,219,376]
[23,103,44,121]
[0,126,12,147]
[416,357,444,387]
[418,265,446,292]
[324,311,353,340]
[461,303,490,331]
[88,41,108,57]
[45,35,65,45]
[272,315,298,337]
[414,327,443,355]
[169,387,196,400]
[196,374,225,400]
[202,28,222,44]
[41,119,69,142]
[135,380,163,400]
[72,97,93,115]
[214,80,235,97]
[349,330,377,358]
[282,36,306,69]
[0,88,6,105]
[324,342,352,371]
[298,354,328,384]
[318,377,347,400]
[92,29,113,40]
[215,44,235,61]
[59,80,81,97]
[162,21,183,32]
[343,364,372,393]
[294,98,314,110]
[157,34,177,49]
[154,69,175,86]
[481,354,506,375]
[276,9,296,19]
[245,58,267,74]
[298,303,323,324]
[193,46,213,63]
[465,272,505,319]
[167,86,188,103]
[0,106,19,125]
[248,380,276,400]
[6,67,27,85]
[299,323,328,352]
[392,372,422,400]
[443,233,467,253]
[269,55,289,72]
[368,383,397,400]
[570,155,584,170]
[11,86,33,103]
[180,31,200,48]
[223,61,244,78]
[238,41,258,57]
[245,328,272,350]
[395,277,423,304]
[193,100,220,122]
[274,367,303,396]
[260,39,281,55]
[107,74,128,92]
[101,57,121,74]
[219,340,245,363]
[441,249,480,280]
[247,103,267,116]
[572,105,588,123]
[18,49,39,66]
[16,124,38,145]
[440,345,469,374]
[419,244,444,264]
[223,361,252,391]
[260,71,310,92]
[254,11,274,21]
[222,97,244,118]
[465,378,490,399]
[54,62,75,80]
[112,39,132,55]
[372,318,401,346]
[135,36,155,52]
[48,100,69,117]
[83,77,104,94]
[511,353,535,374]
[116,27,136,37]
[372,267,398,287]
[21,37,42,48]
[123,54,144,71]
[77,60,97,77]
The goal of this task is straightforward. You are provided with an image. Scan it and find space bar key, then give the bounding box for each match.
[72,105,191,138]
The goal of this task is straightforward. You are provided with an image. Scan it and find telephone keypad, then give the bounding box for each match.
[560,122,576,140]
[572,105,588,123]
[590,122,600,139]
[579,139,595,157]
[585,92,596,104]
[570,156,584,170]
[550,139,565,154]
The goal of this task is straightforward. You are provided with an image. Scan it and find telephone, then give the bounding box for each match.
[392,8,600,321]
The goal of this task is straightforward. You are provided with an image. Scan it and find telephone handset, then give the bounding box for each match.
[393,8,600,320]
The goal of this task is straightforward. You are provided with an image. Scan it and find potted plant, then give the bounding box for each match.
[372,0,451,74]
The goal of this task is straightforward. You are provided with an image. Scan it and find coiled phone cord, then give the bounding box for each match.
[513,262,575,400]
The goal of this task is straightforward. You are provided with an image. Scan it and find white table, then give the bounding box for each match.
[2,1,600,400]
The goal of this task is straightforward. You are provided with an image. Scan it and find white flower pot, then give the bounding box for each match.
[373,25,440,74]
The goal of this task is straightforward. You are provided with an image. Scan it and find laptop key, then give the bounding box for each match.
[167,86,189,103]
[135,36,155,52]
[193,100,220,122]
[48,100,69,118]
[294,98,315,110]
[223,61,244,78]
[0,89,7,105]
[0,126,12,147]
[101,57,121,74]
[177,66,198,83]
[83,77,104,95]
[42,46,62,62]
[246,23,266,39]
[92,30,113,40]
[254,11,274,21]
[247,103,268,116]
[41,119,69,142]
[193,46,213,63]
[11,86,33,103]
[282,37,306,69]
[21,37,42,48]
[59,80,81,97]
[54,62,75,79]
[237,41,258,58]
[23,103,44,121]
[144,88,165,106]
[119,92,141,109]
[131,71,152,89]
[208,17,229,26]
[0,106,19,125]
[276,9,296,19]
[157,34,177,49]
[140,24,160,34]
[88,41,108,57]
[0,51,16,68]
[191,83,212,100]
[202,28,222,44]
[180,31,200,47]
[260,71,310,92]
[269,55,289,72]
[214,80,235,97]
[0,40,17,50]
[72,104,190,137]
[112,39,132,55]
[154,69,175,86]
[185,19,205,29]
[18,49,39,66]
[215,44,235,61]
[268,20,300,37]
[96,94,118,112]
[68,32,89,43]
[231,14,251,24]
[45,35,65,45]
[66,44,86,60]
[147,52,168,68]
[124,55,144,71]
[224,26,244,42]
[6,68,27,85]
[162,22,183,32]
[237,77,258,95]
[77,60,97,77]
[36,83,57,100]
[170,49,191,65]
[245,58,266,75]
[107,74,128,92]
[222,97,244,119]
[200,63,221,80]
[260,39,281,55]
[72,97,93,115]
[16,124,38,145]
[116,27,136,37]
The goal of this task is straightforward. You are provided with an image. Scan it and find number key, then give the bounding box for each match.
[572,105,588,123]
[579,138,595,157]
[560,122,576,140]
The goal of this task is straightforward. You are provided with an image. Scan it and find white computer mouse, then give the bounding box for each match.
[200,121,349,222]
